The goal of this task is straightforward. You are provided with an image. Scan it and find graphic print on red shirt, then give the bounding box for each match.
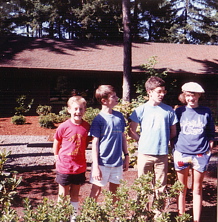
[54,119,90,174]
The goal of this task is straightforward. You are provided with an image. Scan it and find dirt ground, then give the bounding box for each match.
[0,116,217,221]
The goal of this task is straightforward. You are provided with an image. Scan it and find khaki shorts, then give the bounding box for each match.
[90,165,123,187]
[137,153,168,193]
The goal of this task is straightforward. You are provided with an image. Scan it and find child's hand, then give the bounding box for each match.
[123,156,129,171]
[92,166,102,181]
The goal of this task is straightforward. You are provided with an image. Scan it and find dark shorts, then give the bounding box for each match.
[56,171,86,186]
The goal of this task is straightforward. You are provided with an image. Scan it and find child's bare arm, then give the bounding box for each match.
[170,124,177,150]
[122,133,129,171]
[128,121,139,141]
[92,137,102,180]
[53,139,61,161]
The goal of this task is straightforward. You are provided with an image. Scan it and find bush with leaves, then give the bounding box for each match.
[22,196,73,222]
[0,151,76,222]
[11,115,26,125]
[37,105,65,128]
[38,113,57,129]
[78,172,191,222]
[0,150,21,221]
[57,106,71,123]
[36,105,52,116]
[0,150,191,222]
[11,95,34,125]
[83,107,100,125]
[14,95,34,116]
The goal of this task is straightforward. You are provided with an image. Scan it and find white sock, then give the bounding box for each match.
[70,201,79,214]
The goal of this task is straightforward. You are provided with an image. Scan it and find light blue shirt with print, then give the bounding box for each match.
[129,102,177,155]
[90,110,126,167]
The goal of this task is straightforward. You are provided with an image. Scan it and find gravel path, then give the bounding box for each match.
[0,135,93,170]
[0,135,54,169]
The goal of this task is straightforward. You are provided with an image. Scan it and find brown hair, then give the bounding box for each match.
[95,85,115,104]
[145,76,165,92]
[67,96,87,108]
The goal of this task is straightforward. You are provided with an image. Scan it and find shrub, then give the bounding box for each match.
[83,107,100,124]
[58,106,69,116]
[14,95,34,116]
[0,150,21,221]
[78,172,191,222]
[58,106,70,123]
[38,114,55,129]
[36,105,52,116]
[11,115,26,125]
[22,196,73,222]
[0,150,191,222]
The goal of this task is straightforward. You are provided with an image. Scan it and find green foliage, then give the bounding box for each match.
[22,196,73,222]
[14,95,34,116]
[38,114,56,129]
[83,107,100,125]
[1,0,217,44]
[166,0,218,44]
[135,56,168,100]
[167,154,177,185]
[37,105,69,128]
[175,213,192,222]
[114,101,143,167]
[58,106,70,123]
[11,115,26,125]
[78,172,188,221]
[0,150,21,221]
[36,105,52,116]
[73,0,123,39]
[0,150,190,221]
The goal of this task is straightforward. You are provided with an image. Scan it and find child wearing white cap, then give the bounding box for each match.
[173,82,215,222]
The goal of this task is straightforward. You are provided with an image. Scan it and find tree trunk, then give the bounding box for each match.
[122,0,132,102]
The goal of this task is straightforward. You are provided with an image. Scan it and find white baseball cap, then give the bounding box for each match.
[181,82,205,93]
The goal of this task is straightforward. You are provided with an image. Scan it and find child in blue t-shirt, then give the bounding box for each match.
[89,85,129,203]
[128,76,177,210]
[173,82,215,222]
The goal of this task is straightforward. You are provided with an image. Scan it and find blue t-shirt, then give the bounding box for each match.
[129,102,177,155]
[174,105,215,154]
[90,110,126,167]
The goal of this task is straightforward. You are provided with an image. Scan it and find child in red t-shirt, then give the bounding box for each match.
[53,96,90,221]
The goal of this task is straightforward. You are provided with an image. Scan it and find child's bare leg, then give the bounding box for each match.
[192,169,205,222]
[177,167,189,215]
[109,182,119,204]
[69,184,81,219]
[70,184,81,202]
[58,184,70,202]
[90,184,101,201]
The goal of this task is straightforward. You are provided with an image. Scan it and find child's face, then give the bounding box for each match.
[148,86,166,105]
[68,102,85,124]
[104,92,118,108]
[184,92,201,108]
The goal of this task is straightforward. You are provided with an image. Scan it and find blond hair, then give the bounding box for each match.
[178,92,203,104]
[95,85,115,104]
[67,96,87,107]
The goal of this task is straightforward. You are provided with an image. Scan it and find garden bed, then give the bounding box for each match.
[0,116,217,221]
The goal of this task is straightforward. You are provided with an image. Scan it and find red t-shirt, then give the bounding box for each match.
[54,119,90,174]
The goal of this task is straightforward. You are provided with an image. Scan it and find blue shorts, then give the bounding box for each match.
[173,150,211,173]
